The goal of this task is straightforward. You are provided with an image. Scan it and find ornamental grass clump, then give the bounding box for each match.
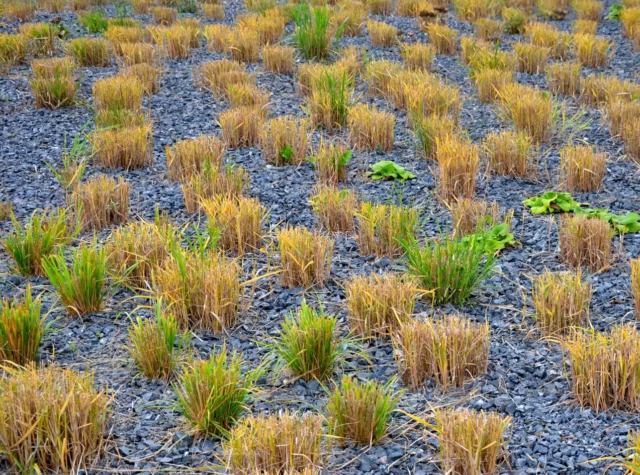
[270,301,347,381]
[425,23,458,54]
[559,214,613,272]
[633,258,640,320]
[291,3,336,60]
[347,104,395,152]
[128,299,188,379]
[436,134,480,203]
[42,243,108,317]
[261,44,295,74]
[225,412,324,475]
[326,375,401,445]
[91,124,153,169]
[0,33,27,72]
[392,314,490,389]
[310,185,357,233]
[175,348,259,436]
[563,323,640,411]
[560,143,606,191]
[165,135,226,181]
[0,365,110,474]
[277,226,334,288]
[449,198,507,236]
[259,115,310,165]
[2,208,76,276]
[307,71,353,131]
[412,113,457,160]
[310,140,352,184]
[434,408,511,475]
[402,233,495,305]
[181,164,249,213]
[356,202,418,257]
[69,175,130,230]
[0,286,45,365]
[30,57,77,109]
[201,196,266,255]
[546,60,581,96]
[400,42,435,71]
[346,273,419,338]
[65,37,112,67]
[194,60,252,99]
[531,269,591,336]
[497,82,554,143]
[367,20,397,46]
[153,248,241,332]
[92,75,144,127]
[219,106,263,148]
[483,130,534,177]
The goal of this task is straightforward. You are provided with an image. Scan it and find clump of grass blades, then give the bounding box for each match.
[327,375,400,445]
[269,300,349,381]
[0,286,45,365]
[182,164,249,213]
[70,175,130,230]
[201,196,266,255]
[560,143,606,191]
[194,60,253,99]
[483,129,534,177]
[153,247,241,332]
[400,42,435,71]
[573,33,613,67]
[219,106,264,148]
[175,347,259,437]
[310,185,357,233]
[105,26,144,53]
[166,135,225,181]
[203,24,232,52]
[632,258,640,320]
[2,208,76,276]
[331,1,367,37]
[346,272,418,338]
[129,299,189,379]
[307,71,353,131]
[0,33,27,72]
[30,57,77,109]
[78,10,109,33]
[412,113,456,160]
[237,10,286,45]
[204,3,225,19]
[42,243,107,317]
[224,412,324,475]
[367,20,397,46]
[435,408,511,474]
[224,28,260,63]
[402,233,495,305]
[546,60,581,96]
[356,202,418,257]
[65,37,112,67]
[622,117,640,163]
[365,59,403,97]
[502,7,528,34]
[436,134,480,203]
[19,22,57,57]
[347,103,395,152]
[261,44,295,74]
[291,3,337,60]
[4,1,36,21]
[474,68,514,102]
[277,226,334,288]
[531,269,591,336]
[310,140,352,184]
[92,75,144,126]
[151,6,177,25]
[226,83,270,109]
[105,214,176,288]
[0,365,110,474]
[563,323,640,411]
[115,41,156,67]
[559,214,612,272]
[260,115,310,165]
[514,42,550,74]
[425,23,458,54]
[90,123,153,170]
[403,75,462,125]
[527,22,571,59]
[497,82,553,143]
[122,63,162,96]
[606,99,640,137]
[573,0,603,20]
[573,18,597,34]
[450,198,511,236]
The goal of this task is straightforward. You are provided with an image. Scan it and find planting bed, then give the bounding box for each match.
[1,0,640,473]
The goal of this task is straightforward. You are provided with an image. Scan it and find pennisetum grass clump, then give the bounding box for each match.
[0,286,45,365]
[310,185,357,233]
[356,202,418,257]
[277,226,334,288]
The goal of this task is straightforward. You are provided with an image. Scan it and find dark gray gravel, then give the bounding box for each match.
[1,0,640,473]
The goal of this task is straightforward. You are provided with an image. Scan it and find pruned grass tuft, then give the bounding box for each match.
[122,63,162,95]
[194,59,253,98]
[270,300,349,381]
[497,82,553,143]
[484,129,534,177]
[182,164,249,213]
[531,269,591,336]
[175,347,259,436]
[327,375,401,445]
[563,323,640,411]
[2,208,76,276]
[65,37,111,67]
[225,412,324,475]
[277,226,334,288]
[435,408,511,474]
[92,124,153,169]
[201,196,266,255]
[70,175,130,230]
[436,134,480,202]
[514,42,550,74]
[560,143,606,191]
[154,248,241,332]
[346,272,418,338]
[310,140,352,184]
[43,242,107,317]
[425,23,458,54]
[151,6,177,25]
[356,202,418,257]
[166,135,225,181]
[547,60,581,96]
[400,42,435,71]
[402,233,495,305]
[559,214,612,272]
[392,314,490,389]
[0,365,110,474]
[347,103,395,152]
[0,286,45,365]
[450,198,511,236]
[219,106,263,148]
[20,22,57,57]
[367,20,397,46]
[632,258,640,320]
[573,33,613,67]
[92,75,144,127]
[291,3,337,60]
[30,57,77,109]
[129,299,188,379]
[262,44,295,74]
[260,115,310,165]
[0,33,27,72]
[412,113,456,160]
[307,71,353,131]
[310,185,357,233]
